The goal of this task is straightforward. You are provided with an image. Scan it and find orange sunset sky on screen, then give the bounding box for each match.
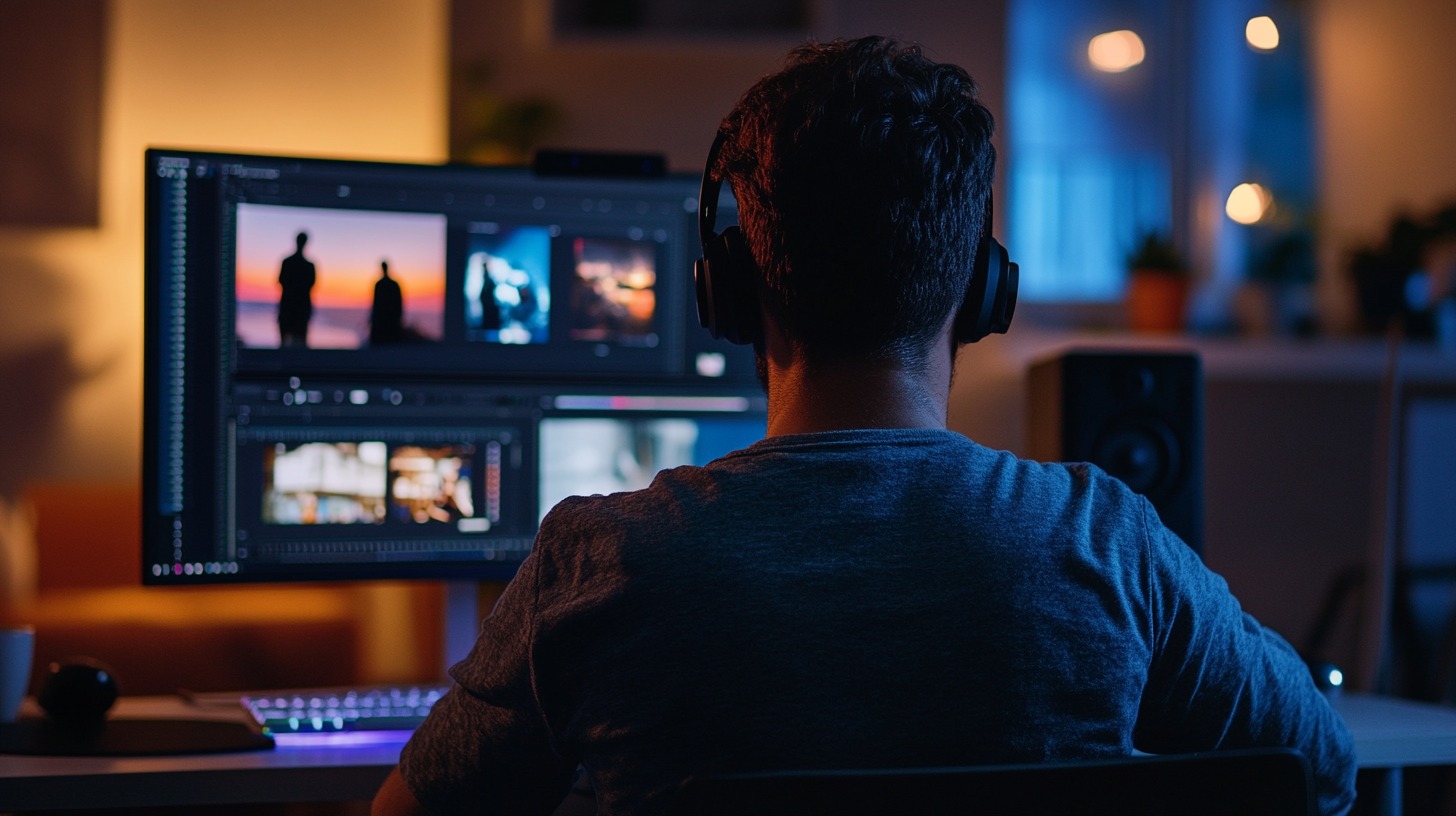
[234,203,447,311]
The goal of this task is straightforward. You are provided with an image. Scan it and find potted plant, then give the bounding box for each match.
[1126,232,1191,333]
[1348,203,1456,339]
[451,59,563,166]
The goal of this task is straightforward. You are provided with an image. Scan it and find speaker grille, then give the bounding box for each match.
[1028,350,1203,554]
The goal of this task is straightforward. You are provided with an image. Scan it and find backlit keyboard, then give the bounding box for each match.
[241,684,449,740]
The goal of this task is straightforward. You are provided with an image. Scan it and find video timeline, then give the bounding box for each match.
[232,424,524,564]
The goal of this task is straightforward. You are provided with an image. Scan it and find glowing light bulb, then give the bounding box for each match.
[1225,183,1273,224]
[1088,30,1146,73]
[1246,16,1280,51]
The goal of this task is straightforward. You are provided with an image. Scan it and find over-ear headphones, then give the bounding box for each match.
[695,131,1018,346]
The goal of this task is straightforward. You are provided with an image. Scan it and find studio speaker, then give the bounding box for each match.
[1027,350,1203,555]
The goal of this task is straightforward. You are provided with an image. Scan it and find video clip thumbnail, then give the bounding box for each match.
[262,441,388,525]
[463,226,552,345]
[388,444,483,526]
[567,237,658,347]
[537,415,762,522]
[235,203,447,350]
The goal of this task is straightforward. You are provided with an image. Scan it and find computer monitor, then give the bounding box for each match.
[142,148,765,586]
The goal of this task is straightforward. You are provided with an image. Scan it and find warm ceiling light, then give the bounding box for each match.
[1226,183,1273,224]
[1246,16,1280,51]
[1088,30,1146,73]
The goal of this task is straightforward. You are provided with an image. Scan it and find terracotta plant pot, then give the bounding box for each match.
[1127,270,1190,333]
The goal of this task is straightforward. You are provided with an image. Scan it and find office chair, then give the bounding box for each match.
[671,747,1314,816]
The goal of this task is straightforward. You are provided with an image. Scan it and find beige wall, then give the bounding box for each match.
[1309,0,1456,331]
[451,0,1008,174]
[0,0,448,493]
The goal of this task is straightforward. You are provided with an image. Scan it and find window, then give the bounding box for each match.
[1008,0,1316,325]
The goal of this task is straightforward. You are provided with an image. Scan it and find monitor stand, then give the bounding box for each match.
[442,581,508,675]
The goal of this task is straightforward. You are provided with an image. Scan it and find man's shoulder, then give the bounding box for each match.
[537,465,718,537]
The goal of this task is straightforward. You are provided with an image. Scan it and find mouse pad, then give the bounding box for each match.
[0,718,275,756]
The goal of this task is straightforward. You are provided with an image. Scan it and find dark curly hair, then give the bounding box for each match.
[715,36,996,367]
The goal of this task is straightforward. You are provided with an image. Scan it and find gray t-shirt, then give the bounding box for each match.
[400,428,1356,815]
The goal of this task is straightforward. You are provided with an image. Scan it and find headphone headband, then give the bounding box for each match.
[698,132,728,249]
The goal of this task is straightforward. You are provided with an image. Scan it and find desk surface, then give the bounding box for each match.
[2,692,1454,810]
[0,696,403,810]
[1334,693,1456,769]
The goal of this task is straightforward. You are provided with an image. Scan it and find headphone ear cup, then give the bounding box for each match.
[720,227,761,345]
[954,236,1018,344]
[697,226,760,346]
[694,131,761,346]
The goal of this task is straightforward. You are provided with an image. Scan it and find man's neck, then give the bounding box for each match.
[764,352,954,437]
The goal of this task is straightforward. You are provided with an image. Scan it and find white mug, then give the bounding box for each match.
[0,625,35,723]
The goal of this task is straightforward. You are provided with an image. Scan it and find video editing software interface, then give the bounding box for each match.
[143,149,765,584]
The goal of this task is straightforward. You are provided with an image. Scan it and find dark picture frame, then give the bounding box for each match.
[0,0,105,227]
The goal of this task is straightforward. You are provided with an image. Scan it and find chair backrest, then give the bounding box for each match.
[671,748,1313,816]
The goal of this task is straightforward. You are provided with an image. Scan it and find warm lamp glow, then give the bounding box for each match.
[1088,30,1146,73]
[1246,16,1280,51]
[1225,183,1273,224]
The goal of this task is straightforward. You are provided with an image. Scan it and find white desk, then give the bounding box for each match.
[2,693,1454,811]
[1332,693,1456,815]
[1337,693,1456,770]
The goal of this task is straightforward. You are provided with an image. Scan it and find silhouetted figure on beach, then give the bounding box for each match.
[278,232,316,347]
[371,260,404,345]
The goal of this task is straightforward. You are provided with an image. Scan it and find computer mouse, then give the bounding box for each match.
[38,657,120,727]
